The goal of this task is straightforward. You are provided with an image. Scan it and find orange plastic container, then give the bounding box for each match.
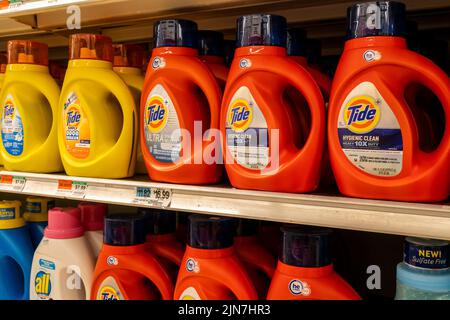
[139,208,184,284]
[174,215,258,300]
[141,19,222,184]
[198,30,229,89]
[267,226,361,300]
[91,214,173,300]
[221,14,325,193]
[234,219,276,299]
[328,2,450,202]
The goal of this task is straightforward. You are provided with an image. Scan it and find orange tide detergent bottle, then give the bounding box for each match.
[198,31,229,90]
[141,20,222,184]
[267,226,361,300]
[91,214,174,300]
[175,215,258,300]
[234,218,276,299]
[139,208,184,283]
[58,34,137,178]
[329,1,450,202]
[113,44,147,174]
[221,14,325,193]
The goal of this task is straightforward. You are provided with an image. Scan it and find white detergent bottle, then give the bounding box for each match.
[79,202,107,259]
[30,207,95,300]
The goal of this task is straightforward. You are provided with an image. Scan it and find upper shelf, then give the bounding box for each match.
[1,170,449,241]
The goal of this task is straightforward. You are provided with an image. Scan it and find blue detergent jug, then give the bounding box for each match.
[23,197,54,248]
[0,200,34,300]
[396,237,450,300]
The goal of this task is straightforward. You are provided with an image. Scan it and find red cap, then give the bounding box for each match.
[7,40,48,66]
[78,202,107,231]
[113,44,145,68]
[69,34,113,62]
[44,207,84,239]
[0,52,6,73]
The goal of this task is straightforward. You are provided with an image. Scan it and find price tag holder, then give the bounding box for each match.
[133,186,172,207]
[57,180,88,199]
[0,175,26,192]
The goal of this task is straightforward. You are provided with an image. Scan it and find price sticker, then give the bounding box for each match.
[57,180,88,199]
[0,175,26,192]
[134,186,172,207]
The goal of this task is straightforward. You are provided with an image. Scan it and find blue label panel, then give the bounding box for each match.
[0,208,16,220]
[338,128,402,151]
[404,242,449,270]
[39,259,56,270]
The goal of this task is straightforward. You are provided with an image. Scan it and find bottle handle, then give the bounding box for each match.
[218,256,259,300]
[143,255,175,300]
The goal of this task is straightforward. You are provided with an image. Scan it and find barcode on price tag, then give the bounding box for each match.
[57,180,88,199]
[0,175,26,192]
[134,187,172,207]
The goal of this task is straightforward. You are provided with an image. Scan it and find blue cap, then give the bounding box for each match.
[235,218,259,236]
[347,1,406,39]
[236,14,287,48]
[280,225,333,267]
[287,28,307,56]
[104,214,146,246]
[403,237,449,270]
[153,19,198,48]
[188,215,235,249]
[198,30,224,56]
[138,208,176,235]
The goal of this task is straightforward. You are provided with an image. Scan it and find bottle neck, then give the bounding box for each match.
[277,260,335,278]
[185,245,235,259]
[234,235,259,246]
[345,36,407,50]
[102,243,147,255]
[200,55,225,65]
[113,66,142,75]
[7,64,49,73]
[69,59,113,69]
[235,46,287,57]
[152,47,198,57]
[146,233,177,243]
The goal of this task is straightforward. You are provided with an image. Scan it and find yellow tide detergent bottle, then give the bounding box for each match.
[113,44,147,174]
[58,34,137,178]
[0,41,62,172]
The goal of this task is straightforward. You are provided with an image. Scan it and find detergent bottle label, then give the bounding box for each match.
[0,207,16,220]
[97,276,124,300]
[33,258,57,300]
[337,82,403,177]
[63,92,90,159]
[144,84,181,163]
[179,287,202,300]
[226,86,269,169]
[2,94,24,156]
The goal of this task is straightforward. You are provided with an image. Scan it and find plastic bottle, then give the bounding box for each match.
[267,226,361,300]
[328,1,450,202]
[113,44,147,174]
[174,215,258,300]
[0,200,34,300]
[91,214,174,300]
[0,52,6,91]
[78,202,108,258]
[395,237,450,300]
[23,197,54,249]
[30,207,95,300]
[221,14,325,193]
[141,20,223,184]
[198,30,229,89]
[0,40,63,172]
[58,34,137,178]
[234,218,276,299]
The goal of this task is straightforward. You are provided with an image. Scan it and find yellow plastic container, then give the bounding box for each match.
[0,41,63,172]
[113,44,146,174]
[58,34,137,178]
[0,200,24,230]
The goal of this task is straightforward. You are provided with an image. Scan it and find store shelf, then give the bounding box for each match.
[0,170,449,241]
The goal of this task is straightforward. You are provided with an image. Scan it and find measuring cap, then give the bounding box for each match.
[280,225,333,267]
[104,214,146,246]
[153,19,198,49]
[287,28,307,56]
[198,30,224,56]
[236,14,287,48]
[7,40,48,66]
[0,200,24,230]
[403,237,449,270]
[23,197,55,223]
[78,202,108,231]
[113,44,145,68]
[45,207,84,239]
[235,218,259,236]
[138,208,176,235]
[347,1,406,39]
[188,215,235,249]
[69,34,113,62]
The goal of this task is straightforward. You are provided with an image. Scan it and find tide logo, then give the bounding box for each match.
[145,95,168,133]
[99,286,120,300]
[35,271,52,298]
[228,99,253,132]
[66,105,82,127]
[344,96,380,134]
[3,99,15,120]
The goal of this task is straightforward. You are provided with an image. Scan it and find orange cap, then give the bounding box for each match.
[69,34,113,62]
[113,44,145,68]
[0,52,6,73]
[7,40,48,66]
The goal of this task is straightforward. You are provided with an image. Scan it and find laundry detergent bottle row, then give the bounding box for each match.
[91,214,174,300]
[328,1,450,202]
[221,14,325,193]
[198,30,229,89]
[141,19,223,184]
[23,197,54,249]
[1,40,63,173]
[175,215,258,300]
[267,226,361,300]
[59,34,137,178]
[113,44,147,174]
[78,202,107,258]
[395,237,450,300]
[0,200,34,300]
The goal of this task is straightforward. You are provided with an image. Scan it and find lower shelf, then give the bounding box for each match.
[0,170,449,241]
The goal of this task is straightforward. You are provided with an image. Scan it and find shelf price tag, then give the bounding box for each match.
[0,175,26,192]
[57,180,88,199]
[133,187,172,207]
